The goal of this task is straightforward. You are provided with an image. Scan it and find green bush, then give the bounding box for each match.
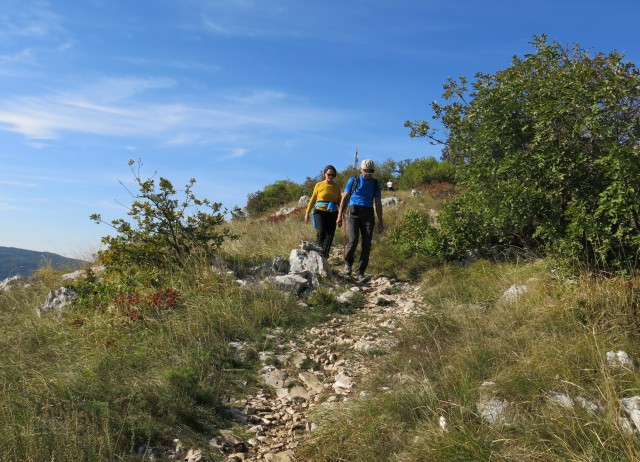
[91,159,235,282]
[245,179,306,217]
[396,157,456,190]
[389,210,439,257]
[405,35,640,273]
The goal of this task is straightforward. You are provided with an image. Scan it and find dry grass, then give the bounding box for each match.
[298,259,640,461]
[5,189,640,460]
[0,251,332,460]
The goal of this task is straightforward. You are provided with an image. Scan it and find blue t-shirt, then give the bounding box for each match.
[344,175,381,207]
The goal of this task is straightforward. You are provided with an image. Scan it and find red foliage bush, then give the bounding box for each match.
[112,288,181,323]
[122,309,144,323]
[147,288,181,311]
[423,182,456,198]
[114,291,143,311]
[264,206,305,224]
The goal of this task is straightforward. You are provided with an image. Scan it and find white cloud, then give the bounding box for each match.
[225,147,248,159]
[0,77,346,144]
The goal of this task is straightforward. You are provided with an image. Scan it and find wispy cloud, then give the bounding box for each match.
[120,56,222,73]
[193,1,332,39]
[0,204,22,211]
[0,77,345,144]
[0,49,38,66]
[0,180,38,188]
[220,147,248,159]
[0,49,40,77]
[192,0,446,53]
[0,1,66,42]
[0,2,72,78]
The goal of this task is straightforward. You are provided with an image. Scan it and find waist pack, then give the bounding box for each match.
[348,204,373,216]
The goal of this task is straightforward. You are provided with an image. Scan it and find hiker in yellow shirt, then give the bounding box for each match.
[305,165,342,258]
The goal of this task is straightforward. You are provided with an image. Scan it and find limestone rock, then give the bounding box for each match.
[439,415,449,432]
[271,256,290,274]
[0,275,23,292]
[546,391,574,409]
[298,196,310,207]
[477,382,511,425]
[576,396,599,413]
[61,265,105,281]
[381,196,401,207]
[262,366,288,389]
[289,248,331,278]
[298,371,324,395]
[498,284,528,304]
[36,287,77,316]
[332,372,354,394]
[336,288,359,305]
[271,274,309,295]
[620,396,640,431]
[607,350,637,370]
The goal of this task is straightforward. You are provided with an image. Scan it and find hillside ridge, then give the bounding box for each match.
[0,246,88,279]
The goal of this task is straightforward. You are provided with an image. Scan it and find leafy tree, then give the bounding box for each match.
[375,158,399,184]
[396,157,456,190]
[245,180,306,218]
[405,35,640,272]
[91,159,235,277]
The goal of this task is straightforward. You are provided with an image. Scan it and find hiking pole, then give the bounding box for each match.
[342,210,347,260]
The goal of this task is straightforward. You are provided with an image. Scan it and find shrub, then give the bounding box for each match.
[245,180,306,218]
[396,157,456,190]
[405,35,640,273]
[389,210,438,258]
[91,159,236,280]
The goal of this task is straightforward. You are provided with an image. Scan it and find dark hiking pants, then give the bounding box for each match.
[314,210,338,258]
[345,206,375,275]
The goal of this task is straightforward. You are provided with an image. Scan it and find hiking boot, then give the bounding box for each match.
[342,263,352,276]
[354,273,366,283]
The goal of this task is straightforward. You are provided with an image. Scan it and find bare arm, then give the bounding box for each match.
[336,191,350,227]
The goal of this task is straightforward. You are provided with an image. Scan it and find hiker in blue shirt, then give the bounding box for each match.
[337,159,384,282]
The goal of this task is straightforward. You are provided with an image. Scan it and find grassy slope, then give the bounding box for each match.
[2,191,640,460]
[299,257,640,461]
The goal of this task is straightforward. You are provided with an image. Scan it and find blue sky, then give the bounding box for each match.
[1,0,639,258]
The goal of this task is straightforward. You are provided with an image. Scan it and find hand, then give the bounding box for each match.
[378,221,384,233]
[337,216,343,228]
[304,213,309,224]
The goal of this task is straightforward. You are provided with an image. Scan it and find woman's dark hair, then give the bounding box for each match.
[323,165,337,175]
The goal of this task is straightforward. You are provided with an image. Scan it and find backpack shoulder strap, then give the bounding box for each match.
[349,175,358,196]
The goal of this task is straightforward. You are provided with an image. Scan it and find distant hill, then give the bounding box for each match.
[0,246,89,280]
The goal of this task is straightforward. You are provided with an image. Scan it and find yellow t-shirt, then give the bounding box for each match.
[306,181,342,213]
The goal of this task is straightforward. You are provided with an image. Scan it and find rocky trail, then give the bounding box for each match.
[214,274,427,462]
